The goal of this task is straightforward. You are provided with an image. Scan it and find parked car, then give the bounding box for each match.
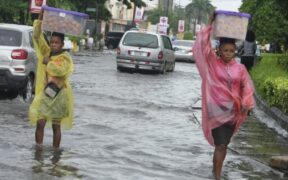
[0,23,37,102]
[63,37,73,52]
[172,40,195,62]
[104,31,125,49]
[116,29,175,73]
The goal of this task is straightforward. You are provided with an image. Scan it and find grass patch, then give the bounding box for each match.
[250,54,288,113]
[250,53,288,98]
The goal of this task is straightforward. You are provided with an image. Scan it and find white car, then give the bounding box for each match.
[63,37,73,52]
[172,40,195,62]
[116,29,175,73]
[0,23,37,102]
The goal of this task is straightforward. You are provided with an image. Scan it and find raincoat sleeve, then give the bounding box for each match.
[240,66,255,110]
[32,20,50,95]
[33,20,50,57]
[192,25,217,79]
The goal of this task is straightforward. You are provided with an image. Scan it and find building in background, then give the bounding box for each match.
[105,0,161,32]
[105,0,133,32]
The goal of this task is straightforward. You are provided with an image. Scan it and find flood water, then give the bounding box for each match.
[0,51,287,180]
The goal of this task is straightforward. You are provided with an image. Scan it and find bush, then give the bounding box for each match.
[263,77,288,113]
[251,54,288,113]
[277,55,288,72]
[183,32,194,40]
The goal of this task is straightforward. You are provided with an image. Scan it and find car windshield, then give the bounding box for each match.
[122,32,158,48]
[0,29,22,46]
[173,40,194,47]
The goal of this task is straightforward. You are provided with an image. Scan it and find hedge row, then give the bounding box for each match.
[277,55,288,72]
[263,77,288,113]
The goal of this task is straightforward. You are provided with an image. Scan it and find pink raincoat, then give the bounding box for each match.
[192,25,255,146]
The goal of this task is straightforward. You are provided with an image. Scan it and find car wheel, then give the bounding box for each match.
[117,66,122,71]
[7,91,18,99]
[21,75,34,103]
[161,62,167,74]
[170,62,175,72]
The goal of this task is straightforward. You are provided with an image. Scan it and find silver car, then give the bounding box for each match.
[116,30,175,73]
[0,23,37,102]
[172,40,195,62]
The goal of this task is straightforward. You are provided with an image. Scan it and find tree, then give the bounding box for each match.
[240,0,288,51]
[0,0,147,25]
[146,5,179,34]
[0,0,28,24]
[122,0,147,9]
[185,0,214,26]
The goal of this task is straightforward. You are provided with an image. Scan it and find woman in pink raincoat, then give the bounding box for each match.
[192,21,255,179]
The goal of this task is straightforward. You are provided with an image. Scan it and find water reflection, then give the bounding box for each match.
[32,146,82,178]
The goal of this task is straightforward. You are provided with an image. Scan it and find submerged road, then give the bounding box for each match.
[0,50,287,179]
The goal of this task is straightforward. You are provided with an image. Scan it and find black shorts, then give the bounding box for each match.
[212,123,235,146]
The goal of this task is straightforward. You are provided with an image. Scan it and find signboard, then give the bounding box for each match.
[158,23,169,35]
[196,24,201,32]
[178,20,185,33]
[134,7,145,23]
[159,16,168,25]
[29,0,47,13]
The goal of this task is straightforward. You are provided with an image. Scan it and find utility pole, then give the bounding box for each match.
[166,0,169,16]
[166,0,170,35]
[132,3,137,28]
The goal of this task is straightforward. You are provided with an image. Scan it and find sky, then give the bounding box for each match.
[175,0,242,12]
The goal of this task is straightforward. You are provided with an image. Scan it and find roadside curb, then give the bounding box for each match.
[254,94,288,132]
[254,94,288,174]
[269,156,288,172]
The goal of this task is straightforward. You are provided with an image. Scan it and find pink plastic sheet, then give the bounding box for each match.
[192,25,255,146]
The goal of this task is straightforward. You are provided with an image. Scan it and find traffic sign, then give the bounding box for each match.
[178,20,185,33]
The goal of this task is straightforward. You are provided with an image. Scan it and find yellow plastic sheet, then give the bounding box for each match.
[29,20,74,129]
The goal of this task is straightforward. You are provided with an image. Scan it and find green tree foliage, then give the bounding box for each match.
[0,0,28,24]
[185,0,214,25]
[70,0,111,22]
[146,6,166,24]
[0,0,147,24]
[122,0,147,9]
[240,0,288,50]
[146,5,184,34]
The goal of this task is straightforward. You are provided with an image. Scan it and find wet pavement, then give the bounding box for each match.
[0,50,287,180]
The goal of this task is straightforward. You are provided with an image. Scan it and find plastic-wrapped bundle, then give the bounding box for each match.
[213,10,251,41]
[42,6,88,36]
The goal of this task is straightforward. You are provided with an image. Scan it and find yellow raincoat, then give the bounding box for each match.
[29,20,74,129]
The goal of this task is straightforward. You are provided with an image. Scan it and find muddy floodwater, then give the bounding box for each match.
[0,51,287,180]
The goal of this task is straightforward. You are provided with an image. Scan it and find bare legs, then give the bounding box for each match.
[35,119,46,146]
[213,144,227,180]
[35,119,61,148]
[52,124,61,148]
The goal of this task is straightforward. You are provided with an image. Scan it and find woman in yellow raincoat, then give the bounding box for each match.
[29,11,74,148]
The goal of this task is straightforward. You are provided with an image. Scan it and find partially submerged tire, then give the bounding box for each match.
[161,62,167,74]
[7,91,18,99]
[169,62,175,72]
[21,75,34,103]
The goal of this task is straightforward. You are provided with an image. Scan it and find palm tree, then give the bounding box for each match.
[185,0,214,32]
